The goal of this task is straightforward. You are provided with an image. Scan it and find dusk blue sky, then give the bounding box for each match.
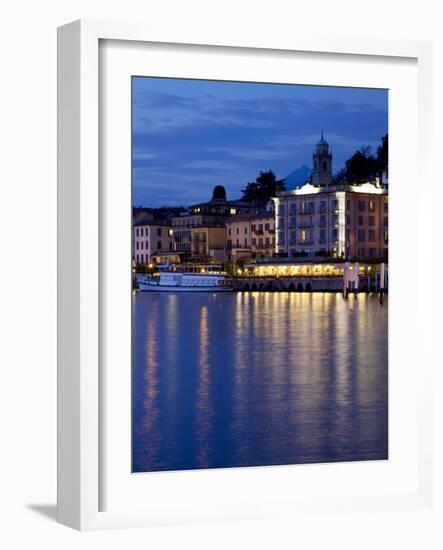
[132,77,388,207]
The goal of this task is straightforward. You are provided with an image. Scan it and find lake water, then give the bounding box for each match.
[132,291,388,472]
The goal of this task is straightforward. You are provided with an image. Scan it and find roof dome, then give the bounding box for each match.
[212,185,227,201]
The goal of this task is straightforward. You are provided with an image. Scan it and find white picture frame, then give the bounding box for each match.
[57,19,434,531]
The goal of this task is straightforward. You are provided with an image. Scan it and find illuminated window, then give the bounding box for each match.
[300,229,306,242]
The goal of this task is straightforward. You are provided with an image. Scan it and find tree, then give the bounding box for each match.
[334,135,388,183]
[376,134,388,171]
[241,170,285,204]
[344,148,377,182]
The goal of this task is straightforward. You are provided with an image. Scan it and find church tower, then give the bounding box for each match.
[312,132,332,186]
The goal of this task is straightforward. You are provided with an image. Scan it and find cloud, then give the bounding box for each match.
[131,81,388,206]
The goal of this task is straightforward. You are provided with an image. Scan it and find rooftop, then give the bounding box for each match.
[133,220,171,227]
[277,180,388,198]
[226,213,257,223]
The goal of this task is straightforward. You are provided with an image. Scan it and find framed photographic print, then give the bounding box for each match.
[57,20,434,530]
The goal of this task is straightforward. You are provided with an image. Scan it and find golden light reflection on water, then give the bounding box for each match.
[140,301,160,467]
[133,292,388,472]
[195,305,211,467]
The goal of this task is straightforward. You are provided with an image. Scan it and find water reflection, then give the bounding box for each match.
[195,306,211,467]
[132,292,388,472]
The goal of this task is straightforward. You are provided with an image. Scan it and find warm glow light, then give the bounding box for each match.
[349,182,385,195]
[245,263,343,278]
[292,183,320,196]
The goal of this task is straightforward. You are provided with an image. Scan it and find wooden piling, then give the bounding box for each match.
[379,263,385,304]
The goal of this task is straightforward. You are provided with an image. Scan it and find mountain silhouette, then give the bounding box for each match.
[283,164,311,190]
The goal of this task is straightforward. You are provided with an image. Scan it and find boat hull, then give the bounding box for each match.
[139,282,232,292]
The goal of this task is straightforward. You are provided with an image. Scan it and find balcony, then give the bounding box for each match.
[299,239,314,245]
[298,221,314,229]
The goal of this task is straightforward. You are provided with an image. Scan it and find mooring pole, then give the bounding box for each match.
[343,262,349,299]
[379,262,385,304]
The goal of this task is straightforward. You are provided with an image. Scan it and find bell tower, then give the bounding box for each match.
[312,131,332,186]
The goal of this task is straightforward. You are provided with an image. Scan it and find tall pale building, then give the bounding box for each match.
[274,135,388,261]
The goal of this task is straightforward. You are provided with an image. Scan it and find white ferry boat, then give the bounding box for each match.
[138,265,233,292]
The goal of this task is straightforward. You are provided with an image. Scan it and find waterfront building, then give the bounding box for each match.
[226,213,255,261]
[226,201,276,261]
[274,134,388,260]
[172,185,257,261]
[190,226,227,262]
[274,181,388,260]
[133,221,173,265]
[251,211,275,258]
